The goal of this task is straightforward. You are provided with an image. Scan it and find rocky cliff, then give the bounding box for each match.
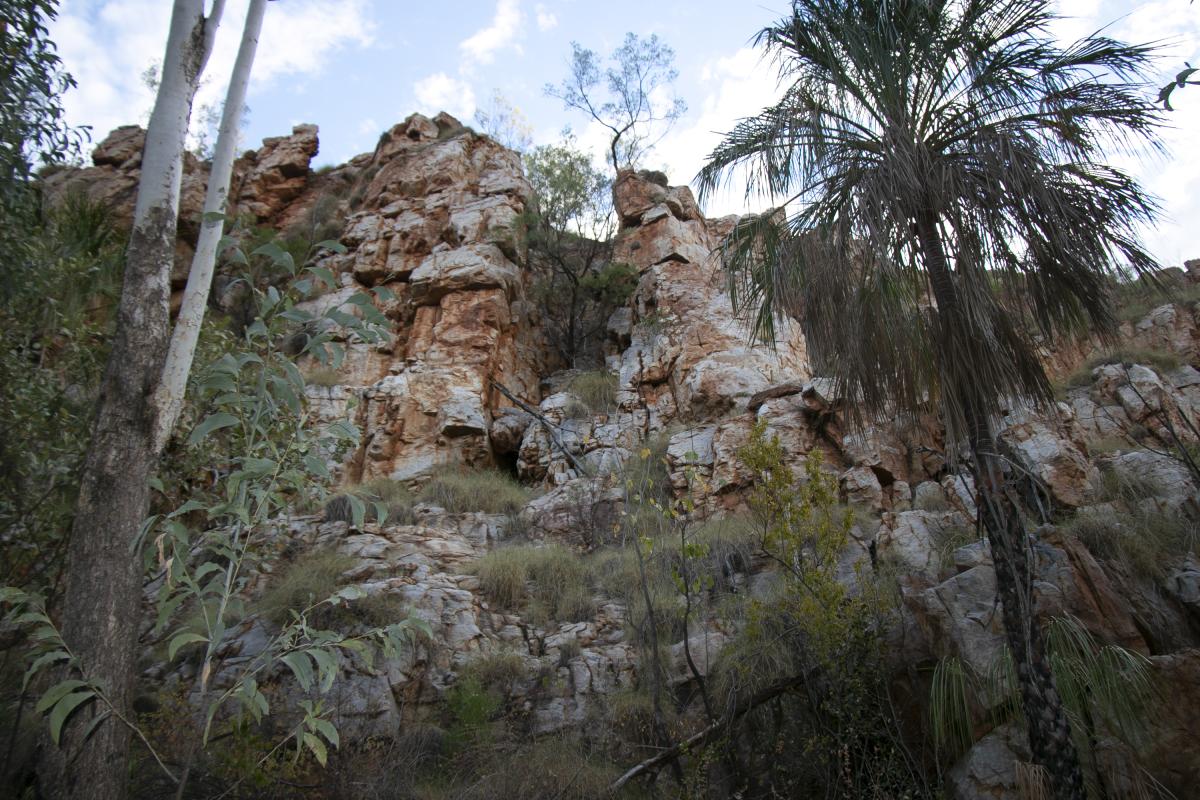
[48,115,1200,797]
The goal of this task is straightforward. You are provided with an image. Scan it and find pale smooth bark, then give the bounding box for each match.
[38,2,224,798]
[154,0,267,452]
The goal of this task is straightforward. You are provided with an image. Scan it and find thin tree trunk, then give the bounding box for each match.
[914,209,1086,800]
[37,2,223,798]
[154,0,267,452]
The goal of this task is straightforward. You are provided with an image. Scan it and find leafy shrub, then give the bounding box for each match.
[703,421,922,798]
[579,261,638,306]
[418,468,530,515]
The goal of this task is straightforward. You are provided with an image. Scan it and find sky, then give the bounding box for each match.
[49,0,1200,266]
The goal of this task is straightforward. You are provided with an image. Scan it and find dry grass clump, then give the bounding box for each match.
[474,544,594,623]
[418,467,530,515]
[324,477,416,526]
[259,550,355,626]
[304,365,342,387]
[1113,279,1200,324]
[1061,466,1199,577]
[1061,347,1182,390]
[567,370,619,414]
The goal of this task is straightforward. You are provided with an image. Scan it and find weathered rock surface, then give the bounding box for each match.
[57,116,1200,791]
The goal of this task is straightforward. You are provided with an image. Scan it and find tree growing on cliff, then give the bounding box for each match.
[697,1,1162,798]
[545,33,686,173]
[523,133,636,367]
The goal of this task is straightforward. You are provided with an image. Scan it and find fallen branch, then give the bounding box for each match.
[609,673,806,792]
[490,380,592,478]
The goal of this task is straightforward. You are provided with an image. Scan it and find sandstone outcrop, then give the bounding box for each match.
[48,117,1200,794]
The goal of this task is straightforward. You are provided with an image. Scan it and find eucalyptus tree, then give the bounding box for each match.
[696,1,1162,797]
[42,1,229,797]
[546,32,686,172]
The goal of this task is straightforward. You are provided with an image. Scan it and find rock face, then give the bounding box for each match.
[51,117,1200,792]
[41,123,322,292]
[234,123,320,221]
[296,113,551,484]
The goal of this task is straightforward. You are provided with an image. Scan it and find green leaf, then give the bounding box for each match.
[333,586,366,603]
[241,457,278,475]
[303,455,330,479]
[36,680,89,714]
[48,690,95,745]
[202,210,228,223]
[307,266,337,287]
[168,632,208,661]
[309,648,339,693]
[312,717,339,749]
[302,731,328,766]
[188,412,239,445]
[78,708,111,743]
[371,501,388,527]
[280,307,314,324]
[282,651,315,691]
[347,494,366,529]
[315,239,348,255]
[167,498,209,518]
[23,650,70,689]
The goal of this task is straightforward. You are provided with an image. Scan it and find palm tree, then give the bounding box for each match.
[696,1,1162,797]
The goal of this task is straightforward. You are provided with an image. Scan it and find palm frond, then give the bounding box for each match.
[695,0,1165,442]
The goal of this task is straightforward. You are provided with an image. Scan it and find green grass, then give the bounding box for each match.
[418,467,531,515]
[474,544,594,623]
[567,370,619,414]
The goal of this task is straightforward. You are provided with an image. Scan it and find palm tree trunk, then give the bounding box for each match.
[914,210,1086,800]
[37,3,223,797]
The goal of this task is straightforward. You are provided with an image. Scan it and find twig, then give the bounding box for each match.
[489,380,592,477]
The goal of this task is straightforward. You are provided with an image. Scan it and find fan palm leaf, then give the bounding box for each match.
[698,2,1164,797]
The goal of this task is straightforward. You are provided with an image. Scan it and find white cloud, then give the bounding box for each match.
[413,73,477,121]
[460,0,523,66]
[656,47,783,216]
[1052,0,1200,265]
[52,0,375,148]
[535,4,558,32]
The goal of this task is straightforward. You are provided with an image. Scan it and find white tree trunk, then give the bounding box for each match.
[153,0,268,452]
[39,1,225,797]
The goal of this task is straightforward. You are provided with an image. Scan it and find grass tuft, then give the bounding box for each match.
[567,370,619,414]
[474,544,594,623]
[259,550,355,627]
[1061,347,1183,391]
[418,468,530,515]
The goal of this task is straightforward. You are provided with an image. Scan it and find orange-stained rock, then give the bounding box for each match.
[234,123,319,221]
